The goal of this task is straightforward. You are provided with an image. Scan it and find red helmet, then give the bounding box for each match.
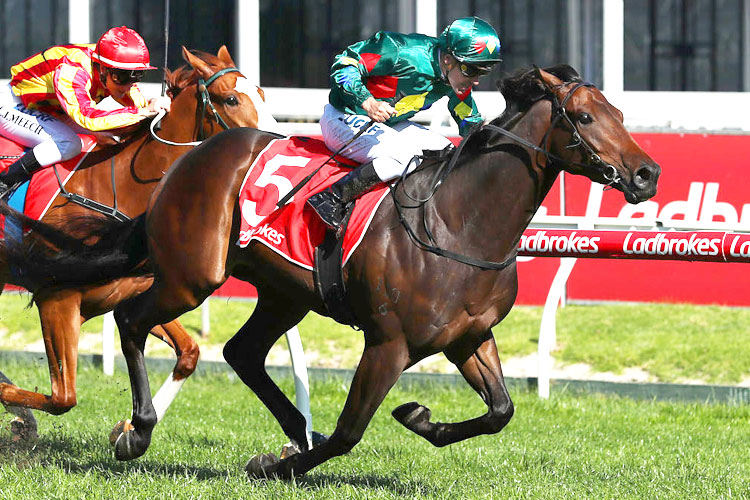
[92,26,156,70]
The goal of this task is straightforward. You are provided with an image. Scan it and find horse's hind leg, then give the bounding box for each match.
[246,336,409,480]
[0,292,81,416]
[392,331,514,447]
[223,288,310,454]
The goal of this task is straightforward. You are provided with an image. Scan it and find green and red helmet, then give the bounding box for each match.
[439,16,501,66]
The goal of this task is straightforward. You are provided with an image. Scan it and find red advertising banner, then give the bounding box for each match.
[516,133,750,306]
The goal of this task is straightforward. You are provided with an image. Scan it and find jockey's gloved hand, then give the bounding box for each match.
[141,95,172,116]
[362,97,396,123]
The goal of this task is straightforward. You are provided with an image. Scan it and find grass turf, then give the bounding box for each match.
[0,362,748,499]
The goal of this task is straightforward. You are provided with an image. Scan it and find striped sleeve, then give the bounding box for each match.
[447,90,483,137]
[53,62,144,131]
[128,84,148,108]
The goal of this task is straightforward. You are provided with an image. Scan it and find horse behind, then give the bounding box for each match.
[5,65,659,475]
[0,45,276,442]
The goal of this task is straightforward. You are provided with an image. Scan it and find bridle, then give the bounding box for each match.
[392,78,626,271]
[53,66,243,220]
[484,80,623,189]
[149,66,241,147]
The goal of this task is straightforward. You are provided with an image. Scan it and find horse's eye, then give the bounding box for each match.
[577,113,593,124]
[224,95,239,106]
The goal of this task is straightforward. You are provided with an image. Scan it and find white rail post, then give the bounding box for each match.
[415,0,438,36]
[201,299,210,338]
[68,0,91,43]
[285,326,312,448]
[537,258,577,398]
[102,311,115,375]
[602,0,624,94]
[536,183,603,397]
[235,0,260,86]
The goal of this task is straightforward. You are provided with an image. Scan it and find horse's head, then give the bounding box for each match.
[167,46,279,135]
[532,65,660,204]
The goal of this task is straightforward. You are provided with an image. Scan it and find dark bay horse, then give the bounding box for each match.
[5,65,659,474]
[0,45,276,440]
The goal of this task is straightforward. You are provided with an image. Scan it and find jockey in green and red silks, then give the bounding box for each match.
[309,16,502,233]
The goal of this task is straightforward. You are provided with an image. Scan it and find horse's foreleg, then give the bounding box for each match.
[223,289,310,454]
[246,338,409,480]
[147,320,200,422]
[392,332,514,447]
[0,294,81,416]
[0,369,38,441]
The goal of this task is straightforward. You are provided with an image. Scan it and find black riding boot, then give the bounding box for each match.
[307,161,382,232]
[0,151,43,198]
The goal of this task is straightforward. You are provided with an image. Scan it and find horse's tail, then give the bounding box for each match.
[0,201,149,293]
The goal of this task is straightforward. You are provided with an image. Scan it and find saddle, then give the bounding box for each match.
[0,134,130,226]
[312,143,457,327]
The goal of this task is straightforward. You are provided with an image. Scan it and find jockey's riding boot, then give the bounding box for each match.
[0,151,42,198]
[307,161,381,232]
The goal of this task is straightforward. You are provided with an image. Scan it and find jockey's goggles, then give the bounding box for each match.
[108,68,145,85]
[458,62,493,78]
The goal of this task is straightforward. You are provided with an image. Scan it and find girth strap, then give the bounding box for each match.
[52,157,131,222]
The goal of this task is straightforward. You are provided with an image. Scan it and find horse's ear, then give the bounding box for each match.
[181,46,212,78]
[537,68,564,90]
[216,45,235,66]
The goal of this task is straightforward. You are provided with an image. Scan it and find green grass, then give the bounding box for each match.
[2,293,750,385]
[0,362,748,499]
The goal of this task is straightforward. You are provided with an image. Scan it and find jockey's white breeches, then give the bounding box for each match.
[0,83,82,166]
[320,104,451,182]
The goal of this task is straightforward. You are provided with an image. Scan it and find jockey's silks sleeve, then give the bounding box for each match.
[328,31,483,137]
[10,44,146,131]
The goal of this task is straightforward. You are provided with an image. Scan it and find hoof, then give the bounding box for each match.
[311,430,329,447]
[112,422,149,461]
[10,416,38,442]
[392,402,432,431]
[246,452,284,480]
[109,419,134,445]
[280,442,301,459]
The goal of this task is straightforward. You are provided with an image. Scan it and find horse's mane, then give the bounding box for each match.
[165,50,226,97]
[462,64,582,152]
[496,64,582,123]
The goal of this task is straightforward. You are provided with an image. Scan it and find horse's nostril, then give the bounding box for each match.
[634,164,659,189]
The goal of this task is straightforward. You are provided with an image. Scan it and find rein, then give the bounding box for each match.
[391,137,518,271]
[391,80,621,271]
[53,66,241,220]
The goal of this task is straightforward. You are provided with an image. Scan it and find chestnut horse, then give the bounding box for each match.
[0,45,276,440]
[4,65,659,474]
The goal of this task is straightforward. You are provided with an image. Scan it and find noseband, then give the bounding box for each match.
[551,81,622,186]
[150,66,241,147]
[484,80,622,188]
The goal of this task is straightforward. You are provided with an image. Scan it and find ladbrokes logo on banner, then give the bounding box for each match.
[519,231,600,255]
[519,229,750,262]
